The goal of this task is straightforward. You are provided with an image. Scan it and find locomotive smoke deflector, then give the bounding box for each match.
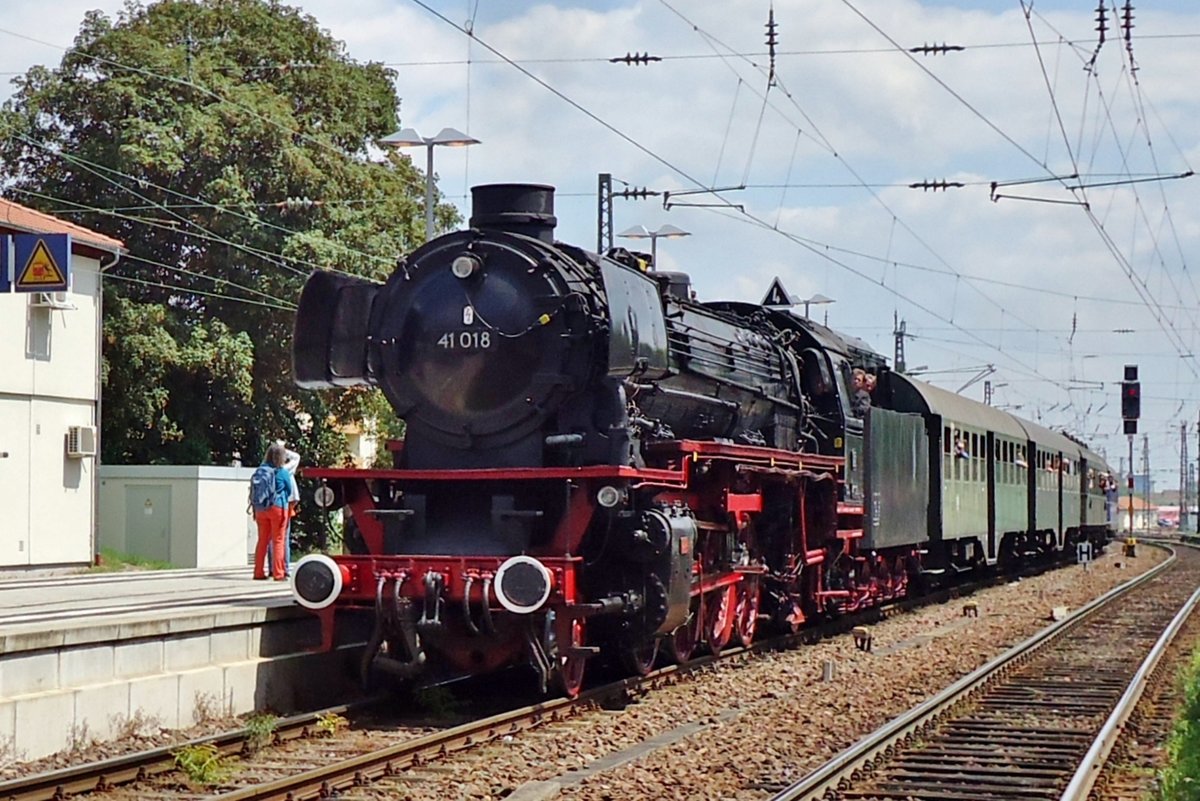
[469,183,557,243]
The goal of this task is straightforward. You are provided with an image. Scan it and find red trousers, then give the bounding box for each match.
[254,506,287,580]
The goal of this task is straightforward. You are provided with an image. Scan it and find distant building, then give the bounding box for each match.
[0,201,123,568]
[1131,474,1153,495]
[1116,495,1154,532]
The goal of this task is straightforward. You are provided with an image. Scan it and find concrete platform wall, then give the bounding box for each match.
[0,607,363,761]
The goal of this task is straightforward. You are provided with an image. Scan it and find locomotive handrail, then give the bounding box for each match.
[768,544,1176,801]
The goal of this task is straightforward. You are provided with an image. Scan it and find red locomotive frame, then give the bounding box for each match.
[304,438,912,696]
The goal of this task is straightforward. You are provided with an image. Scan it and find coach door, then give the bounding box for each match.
[986,432,996,561]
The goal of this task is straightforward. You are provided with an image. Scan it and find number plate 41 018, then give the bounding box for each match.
[437,331,493,349]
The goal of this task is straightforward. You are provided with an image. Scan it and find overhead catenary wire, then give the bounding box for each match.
[9,133,393,282]
[8,187,309,304]
[406,0,1183,398]
[656,0,1065,350]
[836,0,1198,380]
[103,272,297,311]
[0,26,417,277]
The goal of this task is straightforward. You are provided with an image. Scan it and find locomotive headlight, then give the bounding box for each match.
[292,554,349,610]
[493,555,554,614]
[596,485,624,509]
[451,253,481,279]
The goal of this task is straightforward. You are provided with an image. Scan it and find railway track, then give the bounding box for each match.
[768,543,1200,801]
[0,554,1123,801]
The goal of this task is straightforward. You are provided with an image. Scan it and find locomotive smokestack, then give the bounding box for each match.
[470,183,557,243]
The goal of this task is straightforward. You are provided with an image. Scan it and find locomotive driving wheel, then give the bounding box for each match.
[618,638,660,677]
[554,618,587,698]
[666,600,700,663]
[704,584,736,655]
[733,577,761,647]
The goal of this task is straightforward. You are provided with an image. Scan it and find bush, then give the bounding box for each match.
[1160,647,1200,801]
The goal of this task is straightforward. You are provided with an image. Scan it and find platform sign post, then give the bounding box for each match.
[0,236,11,293]
[12,233,70,293]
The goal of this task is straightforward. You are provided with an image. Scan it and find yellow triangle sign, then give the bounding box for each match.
[18,239,66,286]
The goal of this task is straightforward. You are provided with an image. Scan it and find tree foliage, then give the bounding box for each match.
[0,0,443,546]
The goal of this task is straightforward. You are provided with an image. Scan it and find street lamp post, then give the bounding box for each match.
[617,223,691,267]
[381,127,481,241]
[798,293,835,323]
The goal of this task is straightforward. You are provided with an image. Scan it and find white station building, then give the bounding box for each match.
[0,200,123,569]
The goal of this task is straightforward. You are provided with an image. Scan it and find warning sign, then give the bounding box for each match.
[761,276,794,307]
[14,234,70,293]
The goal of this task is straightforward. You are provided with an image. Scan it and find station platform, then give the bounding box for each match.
[0,568,364,762]
[0,566,291,631]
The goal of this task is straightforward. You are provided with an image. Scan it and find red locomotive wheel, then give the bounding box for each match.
[618,638,660,677]
[733,578,760,647]
[704,585,736,656]
[554,618,587,698]
[666,603,700,664]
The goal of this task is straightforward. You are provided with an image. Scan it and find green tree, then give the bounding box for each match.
[0,0,446,546]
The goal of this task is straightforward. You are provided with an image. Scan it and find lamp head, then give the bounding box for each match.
[381,127,426,148]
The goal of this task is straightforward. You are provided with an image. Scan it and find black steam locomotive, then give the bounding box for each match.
[290,184,1111,696]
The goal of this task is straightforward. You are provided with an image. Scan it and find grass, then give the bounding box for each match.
[1157,646,1200,801]
[243,712,278,753]
[171,743,231,787]
[85,548,175,573]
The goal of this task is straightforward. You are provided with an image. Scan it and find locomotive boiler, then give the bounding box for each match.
[289,183,1111,696]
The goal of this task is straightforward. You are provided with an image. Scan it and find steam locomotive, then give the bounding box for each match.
[290,183,1112,696]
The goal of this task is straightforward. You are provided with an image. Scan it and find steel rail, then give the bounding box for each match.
[202,673,663,801]
[767,543,1177,801]
[0,704,361,801]
[1059,581,1200,800]
[0,554,1085,801]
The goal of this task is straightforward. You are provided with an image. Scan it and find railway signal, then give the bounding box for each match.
[1121,364,1140,434]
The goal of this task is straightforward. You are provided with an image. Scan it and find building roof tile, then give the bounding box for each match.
[0,198,124,252]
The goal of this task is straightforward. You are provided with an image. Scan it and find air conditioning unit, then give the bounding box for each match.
[31,291,76,310]
[67,425,97,458]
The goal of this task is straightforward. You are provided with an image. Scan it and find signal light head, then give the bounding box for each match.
[1121,380,1141,420]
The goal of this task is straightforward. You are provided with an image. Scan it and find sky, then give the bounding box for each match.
[1,1,1198,487]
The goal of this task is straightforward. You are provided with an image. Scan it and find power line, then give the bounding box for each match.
[8,187,304,304]
[103,272,297,311]
[0,25,410,276]
[837,0,1199,379]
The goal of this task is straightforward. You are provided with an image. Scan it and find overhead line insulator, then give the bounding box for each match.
[908,42,965,56]
[276,197,322,212]
[908,180,965,192]
[765,4,779,87]
[613,187,661,200]
[609,52,662,66]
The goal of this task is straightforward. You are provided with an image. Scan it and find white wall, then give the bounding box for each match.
[0,257,100,568]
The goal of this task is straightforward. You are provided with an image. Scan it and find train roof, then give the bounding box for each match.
[1017,418,1083,460]
[887,373,1027,438]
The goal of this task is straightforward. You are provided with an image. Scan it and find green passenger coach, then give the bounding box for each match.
[871,371,1110,574]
